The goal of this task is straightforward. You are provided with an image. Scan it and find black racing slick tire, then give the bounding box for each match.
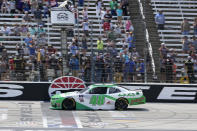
[62,98,76,110]
[115,98,128,110]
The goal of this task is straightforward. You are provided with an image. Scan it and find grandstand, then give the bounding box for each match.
[0,0,196,83]
[151,0,197,83]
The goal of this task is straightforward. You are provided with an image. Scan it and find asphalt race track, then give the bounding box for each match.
[0,101,196,131]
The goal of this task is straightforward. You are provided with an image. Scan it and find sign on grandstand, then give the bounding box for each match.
[51,10,74,24]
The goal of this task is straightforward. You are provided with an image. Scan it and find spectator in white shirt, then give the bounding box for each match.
[1,24,11,36]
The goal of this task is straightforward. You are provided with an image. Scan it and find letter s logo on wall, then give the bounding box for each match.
[0,84,24,97]
[157,87,197,100]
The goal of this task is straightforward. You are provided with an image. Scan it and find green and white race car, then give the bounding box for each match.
[50,84,146,110]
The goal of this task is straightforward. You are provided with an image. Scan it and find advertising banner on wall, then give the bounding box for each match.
[0,76,196,103]
[51,10,74,24]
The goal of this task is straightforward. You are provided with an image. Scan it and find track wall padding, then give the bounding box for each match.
[0,82,196,103]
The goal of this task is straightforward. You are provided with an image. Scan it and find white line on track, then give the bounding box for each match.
[72,111,83,128]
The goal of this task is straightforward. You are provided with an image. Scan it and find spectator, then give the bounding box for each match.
[48,54,58,79]
[103,21,110,36]
[24,33,33,48]
[23,11,32,22]
[20,25,29,36]
[1,24,11,36]
[1,0,9,13]
[9,0,16,14]
[104,53,113,82]
[121,0,129,16]
[107,28,117,41]
[37,0,43,9]
[23,43,29,55]
[82,20,89,37]
[84,58,91,82]
[0,57,7,80]
[13,24,21,36]
[50,0,58,7]
[185,56,195,83]
[114,23,121,37]
[125,20,134,33]
[124,57,136,82]
[155,10,165,30]
[181,18,190,35]
[29,25,37,36]
[34,8,42,25]
[131,48,140,60]
[169,49,177,63]
[37,25,46,36]
[30,0,38,14]
[81,35,87,54]
[16,0,24,13]
[23,0,31,13]
[104,10,112,23]
[96,0,103,17]
[0,43,5,54]
[29,44,36,56]
[100,7,106,24]
[109,0,118,16]
[95,55,104,82]
[114,56,123,82]
[172,62,177,83]
[69,43,78,56]
[18,44,24,56]
[182,36,190,53]
[78,0,84,7]
[137,59,145,82]
[121,46,129,63]
[159,43,169,59]
[191,36,197,52]
[69,55,79,77]
[97,37,104,51]
[43,5,49,18]
[127,32,135,52]
[116,6,123,25]
[73,5,79,24]
[160,57,166,82]
[82,7,88,21]
[72,36,79,46]
[36,34,47,46]
[165,54,173,83]
[48,45,56,55]
[193,17,197,36]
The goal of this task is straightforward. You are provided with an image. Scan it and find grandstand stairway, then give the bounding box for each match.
[129,0,155,82]
[142,0,161,81]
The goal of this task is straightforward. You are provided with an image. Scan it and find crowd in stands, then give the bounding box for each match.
[155,10,197,83]
[0,0,146,83]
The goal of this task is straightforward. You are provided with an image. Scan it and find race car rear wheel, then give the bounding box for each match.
[62,98,76,110]
[115,98,128,110]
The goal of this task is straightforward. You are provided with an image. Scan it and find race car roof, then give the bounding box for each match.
[91,84,117,88]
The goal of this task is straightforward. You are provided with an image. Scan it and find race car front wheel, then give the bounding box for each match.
[115,98,128,110]
[62,98,76,110]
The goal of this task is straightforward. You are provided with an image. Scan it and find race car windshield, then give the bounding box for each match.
[79,87,89,93]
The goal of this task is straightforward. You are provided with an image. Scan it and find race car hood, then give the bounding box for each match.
[51,91,79,99]
[60,91,79,97]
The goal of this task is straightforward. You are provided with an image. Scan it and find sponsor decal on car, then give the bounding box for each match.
[89,95,105,106]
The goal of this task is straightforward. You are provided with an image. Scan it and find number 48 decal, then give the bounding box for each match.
[90,95,105,106]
